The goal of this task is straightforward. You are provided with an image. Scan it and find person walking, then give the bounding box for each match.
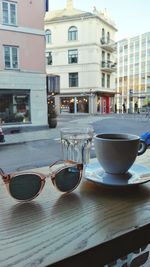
[122,102,126,113]
[134,102,138,113]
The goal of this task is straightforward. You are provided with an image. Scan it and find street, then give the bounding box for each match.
[1,114,150,172]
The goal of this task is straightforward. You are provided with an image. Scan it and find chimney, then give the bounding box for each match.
[66,0,73,10]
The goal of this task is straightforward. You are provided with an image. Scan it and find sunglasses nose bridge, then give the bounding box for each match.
[2,174,11,184]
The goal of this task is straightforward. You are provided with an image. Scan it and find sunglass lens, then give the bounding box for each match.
[55,167,81,192]
[9,174,42,201]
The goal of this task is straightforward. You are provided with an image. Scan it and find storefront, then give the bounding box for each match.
[53,92,116,115]
[0,89,31,124]
[97,94,115,114]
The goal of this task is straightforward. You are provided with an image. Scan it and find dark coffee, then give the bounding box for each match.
[101,137,129,140]
[97,134,136,141]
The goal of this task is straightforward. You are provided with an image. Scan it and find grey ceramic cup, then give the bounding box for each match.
[94,133,141,174]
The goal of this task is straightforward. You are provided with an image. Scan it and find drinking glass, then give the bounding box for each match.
[60,126,94,165]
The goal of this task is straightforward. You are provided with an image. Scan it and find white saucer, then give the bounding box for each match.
[84,161,150,187]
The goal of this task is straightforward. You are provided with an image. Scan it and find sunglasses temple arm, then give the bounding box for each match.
[0,168,6,178]
[49,160,65,168]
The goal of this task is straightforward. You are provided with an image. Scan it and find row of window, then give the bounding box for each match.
[46,49,78,65]
[46,49,113,68]
[45,27,111,44]
[45,26,78,44]
[47,72,110,88]
[1,1,18,69]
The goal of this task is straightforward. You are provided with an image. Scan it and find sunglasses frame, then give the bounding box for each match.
[0,160,83,202]
[49,160,83,193]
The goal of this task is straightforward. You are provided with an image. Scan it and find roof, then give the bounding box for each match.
[44,3,117,30]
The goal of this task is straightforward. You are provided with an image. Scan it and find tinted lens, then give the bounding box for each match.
[55,166,81,192]
[9,174,42,200]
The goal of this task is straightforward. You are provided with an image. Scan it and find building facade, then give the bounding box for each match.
[0,0,47,128]
[45,0,117,114]
[117,32,150,113]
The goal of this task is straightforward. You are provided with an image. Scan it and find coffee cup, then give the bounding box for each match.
[94,133,143,174]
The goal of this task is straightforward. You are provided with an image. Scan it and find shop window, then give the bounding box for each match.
[68,26,78,41]
[69,72,78,87]
[68,49,78,63]
[2,1,17,26]
[0,90,30,123]
[4,45,19,69]
[60,96,89,114]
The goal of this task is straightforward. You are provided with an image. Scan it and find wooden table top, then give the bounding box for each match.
[0,150,150,267]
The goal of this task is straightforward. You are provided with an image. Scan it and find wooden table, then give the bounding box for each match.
[0,151,150,267]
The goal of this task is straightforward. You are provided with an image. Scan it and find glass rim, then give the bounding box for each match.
[60,126,94,134]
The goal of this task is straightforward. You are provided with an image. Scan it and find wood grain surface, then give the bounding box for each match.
[0,150,150,267]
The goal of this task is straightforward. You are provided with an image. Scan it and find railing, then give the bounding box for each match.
[100,38,116,51]
[101,61,117,71]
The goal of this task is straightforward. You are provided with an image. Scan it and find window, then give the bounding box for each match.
[102,51,105,67]
[102,51,105,61]
[47,75,60,94]
[4,46,19,69]
[46,52,52,65]
[0,89,30,123]
[68,26,78,41]
[102,28,105,38]
[107,32,110,43]
[2,1,17,25]
[69,73,78,87]
[101,28,105,43]
[45,30,51,44]
[68,49,78,63]
[107,53,110,63]
[107,74,110,88]
[102,73,105,87]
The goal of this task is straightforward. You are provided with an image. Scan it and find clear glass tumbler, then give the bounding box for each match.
[60,126,94,165]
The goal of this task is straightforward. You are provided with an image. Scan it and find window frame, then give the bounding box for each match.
[102,73,105,87]
[46,51,52,65]
[45,30,52,44]
[68,26,78,41]
[68,49,78,64]
[4,45,19,70]
[2,1,17,26]
[107,74,110,88]
[69,72,78,87]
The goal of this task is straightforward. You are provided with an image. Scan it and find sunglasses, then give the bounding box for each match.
[0,160,83,202]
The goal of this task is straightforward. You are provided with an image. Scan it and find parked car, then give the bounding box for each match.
[0,127,5,143]
[138,132,150,155]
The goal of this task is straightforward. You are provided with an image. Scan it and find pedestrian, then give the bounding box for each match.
[122,103,126,113]
[115,103,117,113]
[134,102,138,113]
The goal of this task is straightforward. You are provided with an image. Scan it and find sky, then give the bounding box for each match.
[48,0,150,41]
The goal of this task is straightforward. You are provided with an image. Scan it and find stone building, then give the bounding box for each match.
[0,0,47,129]
[45,0,117,114]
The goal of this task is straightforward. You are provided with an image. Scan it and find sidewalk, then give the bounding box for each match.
[0,114,107,146]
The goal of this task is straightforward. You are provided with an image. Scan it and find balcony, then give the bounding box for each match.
[101,61,117,72]
[100,38,116,52]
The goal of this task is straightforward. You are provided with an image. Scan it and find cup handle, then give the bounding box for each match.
[138,140,147,156]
